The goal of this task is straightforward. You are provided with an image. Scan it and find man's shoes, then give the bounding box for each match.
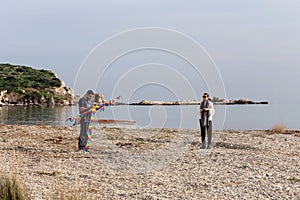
[79,146,87,151]
[207,144,211,149]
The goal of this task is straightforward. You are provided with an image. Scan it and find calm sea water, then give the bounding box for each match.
[0,104,299,130]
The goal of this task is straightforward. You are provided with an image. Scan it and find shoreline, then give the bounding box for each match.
[1,124,299,199]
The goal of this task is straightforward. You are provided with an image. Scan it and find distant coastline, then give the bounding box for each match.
[127,99,269,106]
[0,64,268,107]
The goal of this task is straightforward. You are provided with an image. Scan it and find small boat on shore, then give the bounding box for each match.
[94,119,136,125]
[93,119,136,128]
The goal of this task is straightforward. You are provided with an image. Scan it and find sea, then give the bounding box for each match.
[0,104,299,130]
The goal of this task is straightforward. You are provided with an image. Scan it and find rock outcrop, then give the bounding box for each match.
[0,64,74,106]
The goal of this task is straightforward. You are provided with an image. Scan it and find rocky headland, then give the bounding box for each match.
[0,64,74,106]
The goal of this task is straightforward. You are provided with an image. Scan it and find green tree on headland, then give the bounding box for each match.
[0,64,62,92]
[0,63,72,105]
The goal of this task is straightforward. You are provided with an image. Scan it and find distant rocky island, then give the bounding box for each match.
[129,98,268,106]
[0,64,73,106]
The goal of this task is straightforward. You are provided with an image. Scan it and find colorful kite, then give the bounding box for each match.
[66,96,121,153]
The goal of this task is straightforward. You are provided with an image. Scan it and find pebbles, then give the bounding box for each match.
[0,124,299,199]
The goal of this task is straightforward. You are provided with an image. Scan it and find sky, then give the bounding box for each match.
[1,0,299,104]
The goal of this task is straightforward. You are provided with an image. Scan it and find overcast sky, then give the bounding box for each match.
[1,0,299,103]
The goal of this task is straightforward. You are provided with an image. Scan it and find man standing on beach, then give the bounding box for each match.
[199,92,215,149]
[78,90,95,151]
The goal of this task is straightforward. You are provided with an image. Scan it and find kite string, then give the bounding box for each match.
[66,95,122,124]
[66,103,106,125]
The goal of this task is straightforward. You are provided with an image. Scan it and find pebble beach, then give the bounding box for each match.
[0,124,299,199]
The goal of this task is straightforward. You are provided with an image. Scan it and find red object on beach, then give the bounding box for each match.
[94,119,136,125]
